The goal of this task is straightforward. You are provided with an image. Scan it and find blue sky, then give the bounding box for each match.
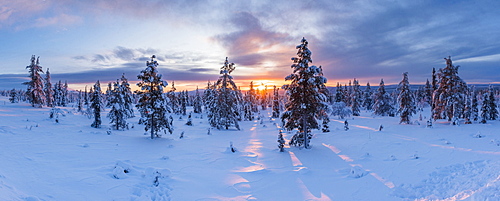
[1,0,500,90]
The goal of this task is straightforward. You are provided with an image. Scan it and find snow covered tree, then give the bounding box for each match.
[373,79,395,116]
[480,85,498,123]
[242,90,255,121]
[9,88,18,103]
[362,82,373,110]
[193,86,203,114]
[54,80,69,107]
[272,85,281,118]
[463,91,472,124]
[167,81,179,114]
[23,55,45,108]
[136,55,173,139]
[90,80,103,128]
[44,68,54,107]
[471,88,479,122]
[84,85,89,106]
[351,79,361,116]
[107,74,135,130]
[209,57,241,130]
[432,57,468,121]
[77,90,84,113]
[332,82,351,119]
[397,72,416,124]
[424,79,433,106]
[204,81,217,125]
[179,90,187,116]
[282,38,328,149]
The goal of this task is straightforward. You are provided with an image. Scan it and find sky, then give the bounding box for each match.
[1,0,500,91]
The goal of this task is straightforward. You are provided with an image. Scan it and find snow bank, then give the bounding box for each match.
[393,160,500,200]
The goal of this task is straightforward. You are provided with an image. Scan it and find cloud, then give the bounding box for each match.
[113,46,136,61]
[34,13,82,28]
[455,54,500,63]
[213,12,292,67]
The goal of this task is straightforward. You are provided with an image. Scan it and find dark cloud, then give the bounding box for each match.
[213,12,292,67]
[113,46,136,61]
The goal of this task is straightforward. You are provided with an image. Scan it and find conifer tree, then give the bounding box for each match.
[272,85,281,118]
[84,85,89,106]
[463,91,472,124]
[204,81,218,126]
[242,90,255,121]
[167,81,179,115]
[193,86,203,114]
[209,57,241,130]
[332,82,351,119]
[282,38,328,149]
[249,82,259,112]
[480,85,498,123]
[136,55,173,139]
[373,79,395,116]
[179,90,187,116]
[351,79,361,116]
[23,55,45,107]
[107,74,135,130]
[487,86,498,120]
[424,79,433,106]
[432,57,468,121]
[397,72,416,124]
[362,82,374,110]
[44,68,54,107]
[9,88,18,103]
[62,81,69,106]
[77,90,83,113]
[471,88,479,122]
[90,80,103,128]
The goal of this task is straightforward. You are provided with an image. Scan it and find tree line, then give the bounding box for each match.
[3,38,499,149]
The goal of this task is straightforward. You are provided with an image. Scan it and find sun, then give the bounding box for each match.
[255,80,272,91]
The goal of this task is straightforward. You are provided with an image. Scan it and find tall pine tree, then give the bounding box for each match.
[397,72,416,124]
[23,55,45,108]
[44,68,55,107]
[432,56,468,121]
[282,38,328,149]
[90,80,103,128]
[373,79,395,116]
[209,57,241,130]
[136,55,173,139]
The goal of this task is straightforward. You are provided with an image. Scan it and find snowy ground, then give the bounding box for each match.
[1,96,499,201]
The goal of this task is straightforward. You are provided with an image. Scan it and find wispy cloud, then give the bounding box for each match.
[455,54,500,63]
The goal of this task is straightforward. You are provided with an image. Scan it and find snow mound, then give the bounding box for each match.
[393,160,500,200]
[112,161,133,179]
[349,166,367,178]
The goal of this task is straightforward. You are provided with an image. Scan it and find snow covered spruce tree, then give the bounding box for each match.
[480,85,498,124]
[362,82,373,111]
[54,80,68,107]
[373,79,395,116]
[23,55,45,108]
[282,37,328,149]
[432,56,468,121]
[193,86,203,114]
[397,72,416,124]
[107,74,135,130]
[9,88,18,103]
[208,57,241,130]
[136,55,173,139]
[272,85,281,118]
[331,82,351,119]
[351,79,362,116]
[44,68,55,107]
[90,80,104,128]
